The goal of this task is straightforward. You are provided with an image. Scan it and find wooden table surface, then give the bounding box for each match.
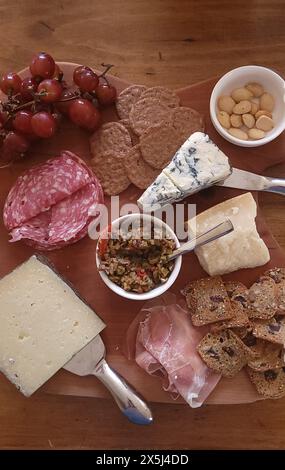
[1,0,285,450]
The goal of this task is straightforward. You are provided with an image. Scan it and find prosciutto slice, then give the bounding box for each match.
[125,293,221,408]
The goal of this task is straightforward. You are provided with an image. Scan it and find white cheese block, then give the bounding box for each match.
[0,256,105,396]
[137,172,182,212]
[187,192,270,276]
[137,132,231,211]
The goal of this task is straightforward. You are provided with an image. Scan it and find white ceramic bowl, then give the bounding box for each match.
[210,65,285,147]
[96,213,182,300]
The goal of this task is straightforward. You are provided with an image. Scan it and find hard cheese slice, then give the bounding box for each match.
[0,256,105,396]
[187,192,270,276]
[138,132,231,211]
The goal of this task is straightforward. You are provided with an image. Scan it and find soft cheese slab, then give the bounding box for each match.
[0,256,105,396]
[187,193,270,276]
[138,132,231,211]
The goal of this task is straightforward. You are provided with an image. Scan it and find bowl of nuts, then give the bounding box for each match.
[210,65,285,147]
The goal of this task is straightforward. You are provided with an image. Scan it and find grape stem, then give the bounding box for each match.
[99,63,114,79]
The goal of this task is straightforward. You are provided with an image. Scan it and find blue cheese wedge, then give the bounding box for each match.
[0,256,105,396]
[138,132,231,211]
[187,193,270,276]
[137,172,182,212]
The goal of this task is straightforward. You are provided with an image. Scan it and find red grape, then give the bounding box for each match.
[73,66,99,93]
[96,83,117,105]
[69,98,100,130]
[0,72,22,95]
[1,132,30,162]
[56,88,76,115]
[0,110,8,127]
[20,76,38,101]
[13,110,33,134]
[31,112,56,138]
[73,66,92,85]
[30,52,55,79]
[37,79,63,103]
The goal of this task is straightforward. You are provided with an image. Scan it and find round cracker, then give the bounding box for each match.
[171,106,205,142]
[91,151,130,196]
[140,86,180,108]
[140,123,182,169]
[129,97,170,136]
[124,145,160,189]
[119,119,140,146]
[116,85,147,120]
[90,122,132,160]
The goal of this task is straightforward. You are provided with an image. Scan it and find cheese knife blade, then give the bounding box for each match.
[216,167,285,195]
[64,334,153,425]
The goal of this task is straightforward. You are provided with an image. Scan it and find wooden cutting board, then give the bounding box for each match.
[0,63,284,405]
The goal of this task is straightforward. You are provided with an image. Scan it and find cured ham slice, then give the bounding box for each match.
[125,293,221,407]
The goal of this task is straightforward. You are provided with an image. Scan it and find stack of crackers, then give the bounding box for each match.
[90,85,204,195]
[182,267,285,400]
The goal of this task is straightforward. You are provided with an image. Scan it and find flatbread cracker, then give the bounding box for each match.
[116,85,147,120]
[264,267,285,314]
[140,86,180,109]
[129,97,170,136]
[124,145,160,189]
[251,315,285,345]
[248,275,278,320]
[171,106,205,142]
[247,367,285,399]
[140,123,182,169]
[211,281,249,331]
[90,122,132,160]
[90,151,130,196]
[197,330,253,378]
[182,276,233,327]
[247,339,285,372]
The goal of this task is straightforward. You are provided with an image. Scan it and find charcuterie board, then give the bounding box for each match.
[0,63,285,404]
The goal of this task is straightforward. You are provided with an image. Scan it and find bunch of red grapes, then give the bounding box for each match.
[0,52,117,164]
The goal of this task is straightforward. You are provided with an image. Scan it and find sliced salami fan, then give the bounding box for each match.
[4,151,93,230]
[3,151,104,251]
[49,182,103,244]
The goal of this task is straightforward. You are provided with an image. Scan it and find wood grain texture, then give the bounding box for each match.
[0,0,285,450]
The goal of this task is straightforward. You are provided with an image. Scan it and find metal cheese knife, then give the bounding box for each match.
[216,167,285,195]
[64,335,153,426]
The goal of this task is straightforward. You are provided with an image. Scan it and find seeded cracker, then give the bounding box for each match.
[197,330,254,378]
[116,85,147,120]
[171,106,205,142]
[140,123,182,170]
[90,151,130,196]
[251,316,285,345]
[182,276,233,327]
[124,145,160,189]
[140,86,180,109]
[264,267,285,314]
[248,275,278,320]
[247,367,285,399]
[210,281,249,331]
[90,122,132,160]
[247,339,285,372]
[129,97,170,136]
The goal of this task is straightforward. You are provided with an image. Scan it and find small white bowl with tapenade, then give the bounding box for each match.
[96,213,182,300]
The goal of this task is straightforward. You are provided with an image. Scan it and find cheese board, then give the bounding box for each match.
[0,61,285,405]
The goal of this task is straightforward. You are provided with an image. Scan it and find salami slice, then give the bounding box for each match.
[4,150,104,251]
[4,151,93,230]
[49,181,103,244]
[9,211,51,243]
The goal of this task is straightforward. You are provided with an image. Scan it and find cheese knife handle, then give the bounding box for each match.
[264,177,285,195]
[93,359,153,425]
[168,219,234,260]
